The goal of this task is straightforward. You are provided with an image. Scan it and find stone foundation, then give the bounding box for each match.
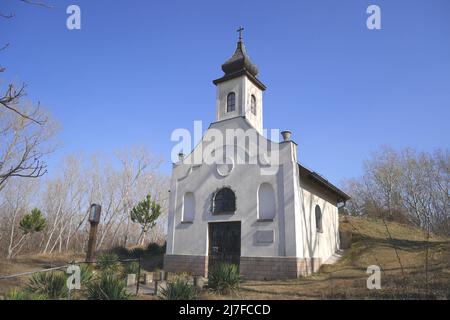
[164,254,208,277]
[240,257,322,280]
[164,255,322,280]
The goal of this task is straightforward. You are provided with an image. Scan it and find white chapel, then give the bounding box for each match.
[164,32,350,280]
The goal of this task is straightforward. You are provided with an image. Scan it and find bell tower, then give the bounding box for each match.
[213,27,266,134]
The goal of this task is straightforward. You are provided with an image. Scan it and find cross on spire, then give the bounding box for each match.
[237,26,244,41]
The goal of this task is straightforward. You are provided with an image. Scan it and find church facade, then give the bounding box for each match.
[164,35,350,280]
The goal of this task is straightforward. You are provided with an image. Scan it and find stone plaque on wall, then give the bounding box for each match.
[255,230,274,245]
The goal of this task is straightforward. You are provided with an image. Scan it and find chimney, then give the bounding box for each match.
[281,130,292,142]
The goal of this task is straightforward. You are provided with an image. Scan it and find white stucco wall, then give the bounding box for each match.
[215,75,263,134]
[166,117,301,258]
[298,178,340,262]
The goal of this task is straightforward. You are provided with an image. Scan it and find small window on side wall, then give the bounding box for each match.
[251,95,257,115]
[315,205,323,233]
[227,92,236,113]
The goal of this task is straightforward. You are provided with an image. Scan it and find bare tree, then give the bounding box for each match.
[93,147,165,249]
[1,0,52,122]
[0,1,56,190]
[40,156,86,254]
[343,147,449,235]
[0,101,57,192]
[29,147,169,256]
[0,178,40,258]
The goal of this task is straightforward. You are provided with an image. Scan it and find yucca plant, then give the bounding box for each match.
[79,264,94,286]
[208,263,240,295]
[86,274,130,300]
[161,279,198,300]
[97,252,121,274]
[124,261,140,275]
[6,288,47,300]
[26,271,68,299]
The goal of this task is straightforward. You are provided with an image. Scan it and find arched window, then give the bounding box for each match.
[212,187,236,214]
[182,192,195,222]
[315,205,323,233]
[227,92,236,113]
[251,95,257,115]
[258,183,275,220]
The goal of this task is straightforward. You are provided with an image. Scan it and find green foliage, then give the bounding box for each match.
[97,252,121,273]
[86,274,130,300]
[6,288,47,300]
[130,194,161,233]
[208,263,240,295]
[79,264,94,285]
[124,261,140,275]
[161,279,198,300]
[146,242,166,255]
[19,208,47,234]
[26,271,67,299]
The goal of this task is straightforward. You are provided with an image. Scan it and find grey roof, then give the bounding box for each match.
[298,164,351,202]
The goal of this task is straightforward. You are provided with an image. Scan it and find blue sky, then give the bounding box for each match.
[2,0,449,186]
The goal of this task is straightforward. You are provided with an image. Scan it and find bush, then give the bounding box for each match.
[97,252,121,273]
[6,289,47,300]
[208,263,240,295]
[26,271,68,299]
[129,247,145,258]
[161,279,198,300]
[108,246,130,259]
[86,274,130,300]
[124,261,140,275]
[146,242,166,255]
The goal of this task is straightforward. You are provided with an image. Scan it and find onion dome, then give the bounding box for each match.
[213,27,266,91]
[221,40,259,77]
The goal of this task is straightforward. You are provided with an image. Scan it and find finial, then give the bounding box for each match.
[237,26,244,41]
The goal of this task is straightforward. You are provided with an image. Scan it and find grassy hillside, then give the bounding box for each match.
[235,216,450,300]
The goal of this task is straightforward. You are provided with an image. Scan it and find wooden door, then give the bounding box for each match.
[208,222,241,271]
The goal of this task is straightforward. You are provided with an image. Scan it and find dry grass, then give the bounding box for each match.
[237,216,450,300]
[0,252,84,297]
[0,250,163,299]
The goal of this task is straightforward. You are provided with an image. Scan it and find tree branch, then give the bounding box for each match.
[0,84,46,125]
[19,0,53,9]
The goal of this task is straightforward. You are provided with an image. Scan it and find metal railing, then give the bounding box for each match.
[0,256,144,298]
